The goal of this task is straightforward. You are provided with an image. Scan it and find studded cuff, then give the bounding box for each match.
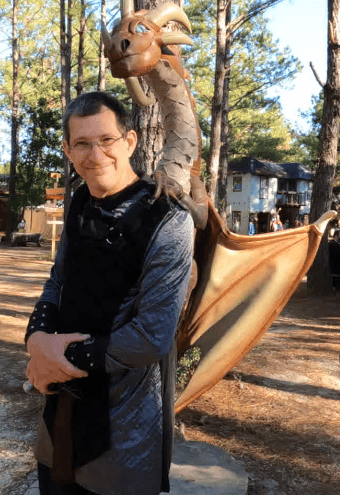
[25,301,59,345]
[64,336,109,372]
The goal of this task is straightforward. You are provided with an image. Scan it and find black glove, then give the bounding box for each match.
[64,336,109,372]
[25,301,59,345]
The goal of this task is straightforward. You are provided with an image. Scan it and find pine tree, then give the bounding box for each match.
[7,0,19,239]
[185,0,301,208]
[308,0,340,296]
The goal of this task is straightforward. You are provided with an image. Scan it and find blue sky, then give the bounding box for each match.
[265,0,327,131]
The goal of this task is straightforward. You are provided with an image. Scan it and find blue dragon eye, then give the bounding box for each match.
[135,23,148,34]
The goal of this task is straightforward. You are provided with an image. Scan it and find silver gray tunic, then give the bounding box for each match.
[34,186,194,495]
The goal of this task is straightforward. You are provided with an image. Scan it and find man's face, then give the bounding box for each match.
[63,107,138,198]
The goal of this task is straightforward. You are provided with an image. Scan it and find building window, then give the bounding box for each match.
[298,193,306,206]
[259,177,269,199]
[307,181,313,201]
[233,177,242,192]
[278,179,297,192]
[232,211,241,233]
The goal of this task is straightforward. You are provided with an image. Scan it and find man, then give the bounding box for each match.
[25,91,194,495]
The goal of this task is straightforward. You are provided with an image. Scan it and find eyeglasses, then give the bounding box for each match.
[69,135,125,152]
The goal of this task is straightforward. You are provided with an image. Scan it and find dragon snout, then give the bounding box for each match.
[121,39,130,52]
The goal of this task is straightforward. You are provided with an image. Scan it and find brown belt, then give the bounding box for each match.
[51,389,75,484]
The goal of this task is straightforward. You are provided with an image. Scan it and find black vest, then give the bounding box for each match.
[59,178,173,337]
[45,178,175,477]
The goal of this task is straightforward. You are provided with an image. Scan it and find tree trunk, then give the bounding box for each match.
[208,0,283,209]
[6,0,19,239]
[207,0,229,207]
[308,0,340,296]
[131,79,164,175]
[97,0,107,91]
[131,0,180,176]
[76,0,86,96]
[217,0,231,217]
[60,0,72,215]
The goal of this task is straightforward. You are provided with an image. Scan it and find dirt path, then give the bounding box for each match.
[178,293,340,494]
[1,245,340,494]
[0,246,51,494]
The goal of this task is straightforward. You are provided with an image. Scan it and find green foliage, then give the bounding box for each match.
[0,0,129,216]
[293,93,323,170]
[185,0,304,164]
[176,346,201,393]
[0,0,61,113]
[0,0,319,199]
[228,100,307,163]
[0,162,10,174]
[17,98,63,209]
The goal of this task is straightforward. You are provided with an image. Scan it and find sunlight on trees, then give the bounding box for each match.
[0,0,335,233]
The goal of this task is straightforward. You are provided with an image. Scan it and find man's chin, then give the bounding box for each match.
[85,175,117,199]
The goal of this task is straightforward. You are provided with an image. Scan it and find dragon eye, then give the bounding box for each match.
[135,23,149,34]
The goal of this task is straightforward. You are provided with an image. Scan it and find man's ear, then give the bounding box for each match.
[63,140,72,161]
[125,130,138,158]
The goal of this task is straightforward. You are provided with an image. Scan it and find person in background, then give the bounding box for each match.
[270,215,278,232]
[270,214,284,232]
[17,218,27,233]
[248,213,257,235]
[294,217,302,228]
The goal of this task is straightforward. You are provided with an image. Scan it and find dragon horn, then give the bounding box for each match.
[161,32,193,46]
[101,20,112,50]
[145,3,192,33]
[120,0,134,16]
[126,77,156,106]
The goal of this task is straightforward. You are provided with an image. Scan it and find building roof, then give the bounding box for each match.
[229,157,313,180]
[280,162,313,180]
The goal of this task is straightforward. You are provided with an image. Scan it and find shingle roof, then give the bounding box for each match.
[229,157,313,180]
[280,162,313,180]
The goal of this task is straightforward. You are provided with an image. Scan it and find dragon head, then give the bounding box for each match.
[101,0,193,105]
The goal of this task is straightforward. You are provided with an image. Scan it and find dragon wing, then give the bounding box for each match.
[100,2,336,413]
[175,202,336,413]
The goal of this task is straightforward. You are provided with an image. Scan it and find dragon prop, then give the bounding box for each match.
[101,0,336,414]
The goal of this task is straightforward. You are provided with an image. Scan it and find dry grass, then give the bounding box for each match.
[178,294,340,494]
[1,245,340,494]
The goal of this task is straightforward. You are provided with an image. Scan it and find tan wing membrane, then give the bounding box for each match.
[175,203,337,413]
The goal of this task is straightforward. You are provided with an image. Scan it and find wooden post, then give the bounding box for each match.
[47,173,63,261]
[51,216,57,260]
[46,213,64,260]
[52,177,58,260]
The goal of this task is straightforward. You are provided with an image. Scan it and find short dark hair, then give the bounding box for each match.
[63,91,132,143]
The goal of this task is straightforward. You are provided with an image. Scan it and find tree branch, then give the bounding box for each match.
[228,0,283,36]
[309,62,325,89]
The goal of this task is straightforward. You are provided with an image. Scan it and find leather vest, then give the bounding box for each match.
[59,178,173,337]
[45,178,175,475]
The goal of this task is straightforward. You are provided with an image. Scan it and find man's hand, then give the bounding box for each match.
[26,331,90,394]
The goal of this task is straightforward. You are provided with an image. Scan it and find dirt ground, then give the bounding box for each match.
[1,244,340,495]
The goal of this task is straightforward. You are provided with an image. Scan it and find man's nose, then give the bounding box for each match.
[88,142,105,159]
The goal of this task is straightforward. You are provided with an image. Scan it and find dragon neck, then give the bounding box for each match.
[144,59,201,194]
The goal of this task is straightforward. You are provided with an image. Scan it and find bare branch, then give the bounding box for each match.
[310,62,325,89]
[228,0,283,36]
